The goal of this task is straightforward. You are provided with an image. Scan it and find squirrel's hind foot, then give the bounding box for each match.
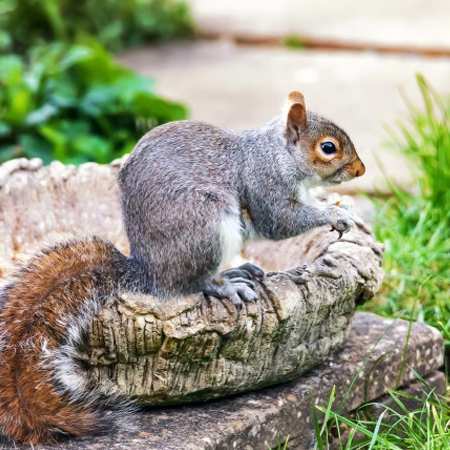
[220,262,265,283]
[202,263,265,308]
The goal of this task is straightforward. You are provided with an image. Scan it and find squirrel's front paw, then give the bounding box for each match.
[325,204,356,239]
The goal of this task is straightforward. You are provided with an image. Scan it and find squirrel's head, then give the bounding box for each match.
[285,91,365,185]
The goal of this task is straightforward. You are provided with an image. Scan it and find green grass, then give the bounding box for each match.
[363,74,450,354]
[271,379,450,449]
[268,76,450,450]
[315,383,450,449]
[311,75,450,449]
[268,436,290,450]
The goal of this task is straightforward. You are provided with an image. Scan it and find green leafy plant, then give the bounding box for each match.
[0,0,195,54]
[0,41,188,165]
[364,75,450,353]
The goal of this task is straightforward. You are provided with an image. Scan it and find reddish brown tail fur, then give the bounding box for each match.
[0,237,125,445]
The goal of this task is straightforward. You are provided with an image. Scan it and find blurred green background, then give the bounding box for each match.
[0,0,194,165]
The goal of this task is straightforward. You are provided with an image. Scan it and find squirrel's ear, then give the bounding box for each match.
[286,91,307,142]
[288,91,305,105]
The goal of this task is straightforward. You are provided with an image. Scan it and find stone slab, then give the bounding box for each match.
[2,312,444,449]
[119,41,450,193]
[189,0,450,50]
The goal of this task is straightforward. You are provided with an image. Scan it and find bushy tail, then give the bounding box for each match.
[0,236,128,445]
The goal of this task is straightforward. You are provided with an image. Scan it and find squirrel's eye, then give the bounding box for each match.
[320,142,337,155]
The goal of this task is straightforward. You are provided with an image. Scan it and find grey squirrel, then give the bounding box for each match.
[119,90,365,304]
[0,91,365,445]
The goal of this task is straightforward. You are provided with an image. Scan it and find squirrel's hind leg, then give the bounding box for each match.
[200,219,264,307]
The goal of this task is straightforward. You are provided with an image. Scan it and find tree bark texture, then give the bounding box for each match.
[0,158,384,405]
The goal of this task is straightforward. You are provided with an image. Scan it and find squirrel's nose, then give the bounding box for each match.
[354,159,366,178]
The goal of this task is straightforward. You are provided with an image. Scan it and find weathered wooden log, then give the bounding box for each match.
[0,158,383,405]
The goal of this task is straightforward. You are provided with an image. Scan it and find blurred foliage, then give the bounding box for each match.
[0,0,195,54]
[0,41,188,165]
[0,0,192,165]
[283,35,306,50]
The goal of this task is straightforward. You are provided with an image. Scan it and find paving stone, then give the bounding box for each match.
[2,312,444,449]
[189,0,450,50]
[119,41,450,193]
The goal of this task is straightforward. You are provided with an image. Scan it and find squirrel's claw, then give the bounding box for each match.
[284,265,311,284]
[330,226,344,239]
[220,262,265,282]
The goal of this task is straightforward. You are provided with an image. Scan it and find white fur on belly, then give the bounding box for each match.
[219,214,243,271]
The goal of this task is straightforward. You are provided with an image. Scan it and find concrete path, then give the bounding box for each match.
[190,0,450,50]
[119,41,450,193]
[119,0,450,193]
